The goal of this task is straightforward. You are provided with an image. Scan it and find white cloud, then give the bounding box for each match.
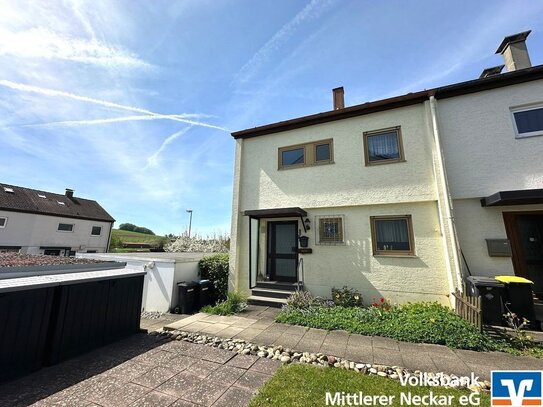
[0,27,150,69]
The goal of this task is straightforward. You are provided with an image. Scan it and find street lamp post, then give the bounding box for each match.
[186,209,193,238]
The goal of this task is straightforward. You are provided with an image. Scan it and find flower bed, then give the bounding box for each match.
[276,291,543,357]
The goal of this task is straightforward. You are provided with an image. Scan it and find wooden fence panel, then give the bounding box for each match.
[452,289,482,331]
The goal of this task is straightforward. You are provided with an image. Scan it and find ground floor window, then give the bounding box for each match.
[370,215,414,255]
[316,215,345,245]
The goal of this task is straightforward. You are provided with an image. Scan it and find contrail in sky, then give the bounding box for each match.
[0,79,228,132]
[145,126,193,169]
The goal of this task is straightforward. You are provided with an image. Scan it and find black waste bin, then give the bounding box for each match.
[177,281,198,314]
[193,279,212,310]
[465,276,505,325]
[496,276,538,330]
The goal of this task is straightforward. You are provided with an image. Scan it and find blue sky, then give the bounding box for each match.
[1,1,542,236]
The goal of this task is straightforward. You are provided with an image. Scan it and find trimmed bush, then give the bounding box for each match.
[201,292,247,315]
[199,253,229,302]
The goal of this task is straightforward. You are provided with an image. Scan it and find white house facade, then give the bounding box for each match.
[0,184,114,255]
[229,31,543,307]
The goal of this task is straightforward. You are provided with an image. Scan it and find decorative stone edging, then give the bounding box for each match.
[150,329,490,393]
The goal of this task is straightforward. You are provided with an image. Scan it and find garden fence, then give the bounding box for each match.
[452,289,482,331]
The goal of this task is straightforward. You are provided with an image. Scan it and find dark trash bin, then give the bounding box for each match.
[193,279,212,310]
[465,276,505,325]
[496,275,538,330]
[177,281,198,314]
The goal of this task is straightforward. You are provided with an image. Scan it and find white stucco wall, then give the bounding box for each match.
[240,103,436,209]
[231,102,455,304]
[0,210,111,253]
[437,80,543,278]
[453,199,543,278]
[437,80,543,199]
[77,252,204,312]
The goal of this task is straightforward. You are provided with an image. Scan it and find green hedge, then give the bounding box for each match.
[199,253,229,303]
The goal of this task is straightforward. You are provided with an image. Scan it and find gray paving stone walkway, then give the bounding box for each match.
[164,305,543,381]
[0,333,279,407]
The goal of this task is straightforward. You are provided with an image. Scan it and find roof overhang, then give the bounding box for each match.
[231,64,543,140]
[480,189,543,207]
[244,207,307,219]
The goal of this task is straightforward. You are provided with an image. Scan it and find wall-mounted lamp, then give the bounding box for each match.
[304,218,311,231]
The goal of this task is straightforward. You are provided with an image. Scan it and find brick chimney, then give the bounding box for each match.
[496,31,532,72]
[65,188,74,199]
[333,87,344,110]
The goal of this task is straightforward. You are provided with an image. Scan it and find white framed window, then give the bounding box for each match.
[57,223,74,232]
[511,104,543,138]
[91,226,102,236]
[0,217,7,228]
[315,215,345,245]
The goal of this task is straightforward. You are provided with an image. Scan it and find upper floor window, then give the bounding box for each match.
[91,226,102,236]
[0,217,7,228]
[316,215,345,245]
[370,215,414,256]
[363,126,405,165]
[278,139,333,169]
[58,223,74,232]
[512,104,543,138]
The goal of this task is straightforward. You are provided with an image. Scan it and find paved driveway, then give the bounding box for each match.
[0,334,279,407]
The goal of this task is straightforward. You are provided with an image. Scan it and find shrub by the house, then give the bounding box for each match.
[198,253,229,302]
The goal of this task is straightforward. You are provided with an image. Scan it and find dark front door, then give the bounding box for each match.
[504,212,543,295]
[267,221,298,282]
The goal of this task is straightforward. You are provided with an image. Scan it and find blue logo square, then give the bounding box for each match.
[492,371,542,406]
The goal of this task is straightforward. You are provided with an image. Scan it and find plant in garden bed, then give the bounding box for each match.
[331,286,363,307]
[201,292,247,315]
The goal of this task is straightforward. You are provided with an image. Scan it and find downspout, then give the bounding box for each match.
[428,95,464,292]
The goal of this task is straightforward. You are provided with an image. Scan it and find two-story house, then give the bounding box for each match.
[0,183,114,255]
[229,31,543,307]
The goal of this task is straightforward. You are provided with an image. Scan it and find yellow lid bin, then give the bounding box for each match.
[495,275,534,284]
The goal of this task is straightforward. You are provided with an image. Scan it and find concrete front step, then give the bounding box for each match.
[251,287,294,299]
[248,295,287,308]
[255,281,301,291]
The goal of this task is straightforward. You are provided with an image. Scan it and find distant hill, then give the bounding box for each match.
[109,229,168,252]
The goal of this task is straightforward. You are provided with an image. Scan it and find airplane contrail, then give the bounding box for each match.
[18,114,215,128]
[0,79,228,132]
[145,126,193,169]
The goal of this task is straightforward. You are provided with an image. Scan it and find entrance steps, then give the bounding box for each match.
[248,282,302,308]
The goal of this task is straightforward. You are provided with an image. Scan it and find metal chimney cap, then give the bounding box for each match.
[479,65,505,79]
[496,30,531,54]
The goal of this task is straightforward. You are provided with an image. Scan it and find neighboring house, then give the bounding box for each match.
[229,31,543,307]
[0,184,114,255]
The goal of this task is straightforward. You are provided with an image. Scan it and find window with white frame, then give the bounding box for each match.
[316,215,345,244]
[0,217,7,228]
[511,104,543,138]
[57,223,74,232]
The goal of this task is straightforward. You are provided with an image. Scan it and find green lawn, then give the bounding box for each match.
[111,229,164,244]
[250,364,490,407]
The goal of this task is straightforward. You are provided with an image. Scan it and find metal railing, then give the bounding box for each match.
[297,257,304,290]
